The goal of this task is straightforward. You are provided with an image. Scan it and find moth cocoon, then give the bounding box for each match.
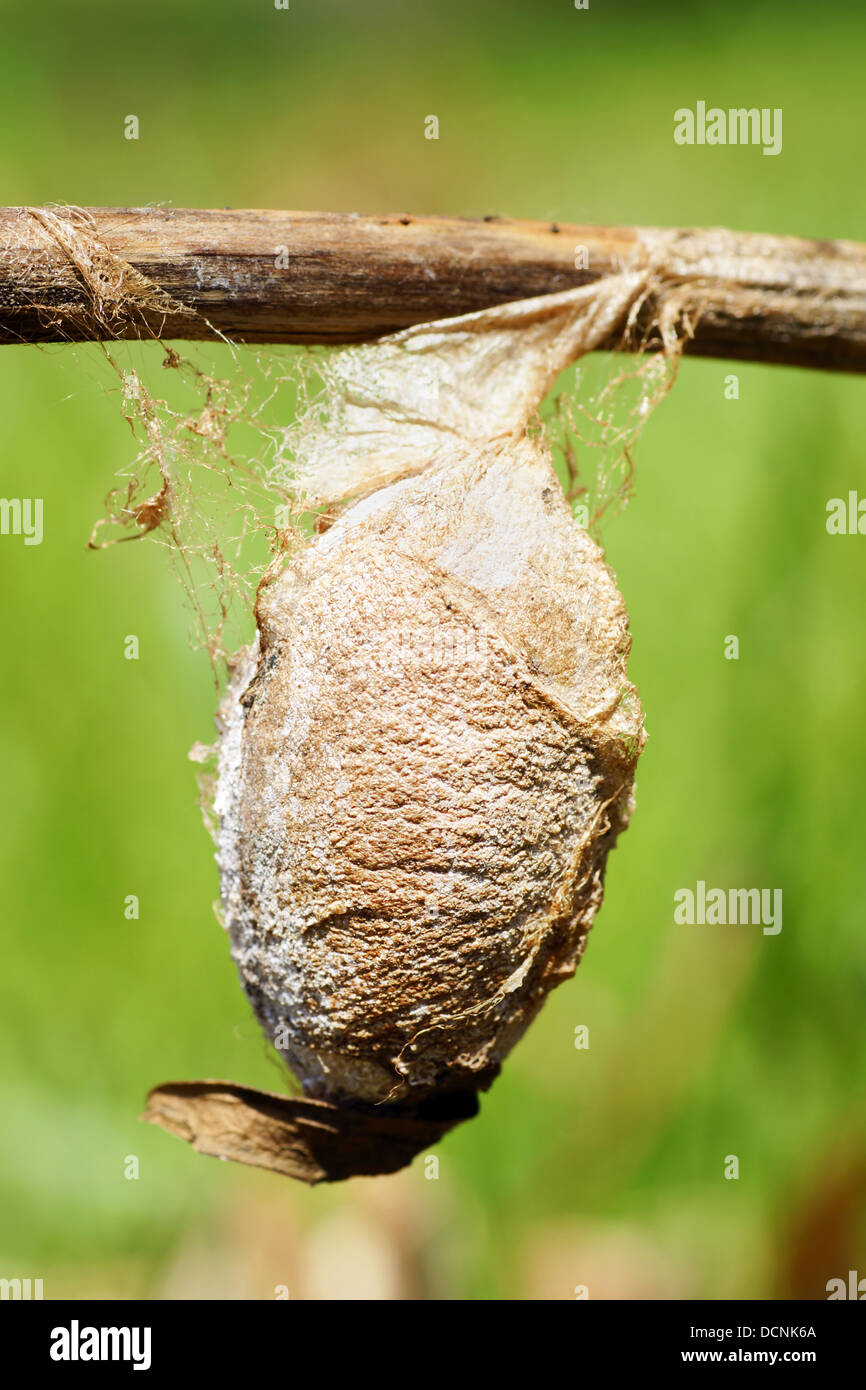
[215,282,649,1118]
[216,451,643,1110]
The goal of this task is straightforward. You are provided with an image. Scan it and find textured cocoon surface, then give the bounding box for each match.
[215,280,650,1109]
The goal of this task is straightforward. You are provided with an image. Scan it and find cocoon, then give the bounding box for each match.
[215,283,647,1112]
[124,262,693,1179]
[137,277,664,1184]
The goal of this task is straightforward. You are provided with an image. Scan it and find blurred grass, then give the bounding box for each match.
[0,0,864,1299]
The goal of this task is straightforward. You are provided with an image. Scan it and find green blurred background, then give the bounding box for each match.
[1,0,864,1300]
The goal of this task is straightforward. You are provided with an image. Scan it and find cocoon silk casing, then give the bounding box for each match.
[215,280,648,1109]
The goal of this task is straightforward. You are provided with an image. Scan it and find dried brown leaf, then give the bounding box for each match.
[142,1079,478,1184]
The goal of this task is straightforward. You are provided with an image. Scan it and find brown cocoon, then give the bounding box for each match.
[150,278,664,1180]
[217,434,644,1107]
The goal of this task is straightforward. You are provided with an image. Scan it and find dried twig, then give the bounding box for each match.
[0,206,864,371]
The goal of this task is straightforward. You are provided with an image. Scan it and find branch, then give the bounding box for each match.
[1,206,865,372]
